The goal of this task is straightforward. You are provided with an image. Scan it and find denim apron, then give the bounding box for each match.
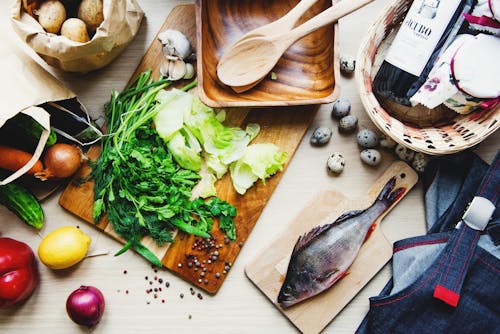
[357,151,500,334]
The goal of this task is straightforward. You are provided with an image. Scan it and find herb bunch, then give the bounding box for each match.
[92,70,236,266]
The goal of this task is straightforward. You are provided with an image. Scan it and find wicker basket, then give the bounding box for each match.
[356,0,500,155]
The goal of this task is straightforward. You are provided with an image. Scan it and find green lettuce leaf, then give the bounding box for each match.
[166,128,202,172]
[206,154,228,179]
[229,144,288,195]
[154,89,193,141]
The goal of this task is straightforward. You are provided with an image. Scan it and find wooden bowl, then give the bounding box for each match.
[195,0,340,108]
[356,0,500,155]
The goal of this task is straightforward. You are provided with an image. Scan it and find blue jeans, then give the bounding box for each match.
[357,151,500,333]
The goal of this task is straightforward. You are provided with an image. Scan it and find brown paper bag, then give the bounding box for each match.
[10,0,144,73]
[0,36,76,186]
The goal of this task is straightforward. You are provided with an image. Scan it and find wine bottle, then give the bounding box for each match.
[373,0,471,106]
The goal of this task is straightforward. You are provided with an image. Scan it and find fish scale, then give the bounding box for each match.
[278,176,405,308]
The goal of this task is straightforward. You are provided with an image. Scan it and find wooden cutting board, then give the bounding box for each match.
[59,5,318,294]
[245,161,418,333]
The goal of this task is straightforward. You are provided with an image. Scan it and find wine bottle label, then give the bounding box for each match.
[385,0,462,77]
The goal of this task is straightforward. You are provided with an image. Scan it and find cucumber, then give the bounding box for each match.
[0,181,44,229]
[10,113,57,147]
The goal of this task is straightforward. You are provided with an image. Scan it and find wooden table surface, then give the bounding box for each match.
[1,1,498,333]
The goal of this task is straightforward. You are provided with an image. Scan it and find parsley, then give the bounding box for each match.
[91,70,237,265]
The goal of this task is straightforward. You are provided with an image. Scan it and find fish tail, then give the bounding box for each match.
[377,177,406,207]
[377,177,396,201]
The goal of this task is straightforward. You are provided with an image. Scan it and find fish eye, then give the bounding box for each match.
[283,286,293,296]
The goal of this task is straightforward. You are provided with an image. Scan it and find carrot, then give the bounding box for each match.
[0,145,44,175]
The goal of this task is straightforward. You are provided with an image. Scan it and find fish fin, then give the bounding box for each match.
[364,223,377,242]
[334,209,365,224]
[313,268,339,284]
[292,225,331,254]
[338,271,349,280]
[316,269,349,285]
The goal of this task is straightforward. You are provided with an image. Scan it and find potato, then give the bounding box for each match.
[36,0,66,34]
[61,18,90,43]
[78,0,104,33]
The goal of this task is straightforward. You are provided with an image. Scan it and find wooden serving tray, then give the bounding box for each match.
[59,5,317,294]
[245,161,418,333]
[196,0,340,108]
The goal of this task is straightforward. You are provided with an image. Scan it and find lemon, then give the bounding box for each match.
[38,226,91,270]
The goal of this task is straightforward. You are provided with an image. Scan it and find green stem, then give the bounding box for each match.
[181,80,198,92]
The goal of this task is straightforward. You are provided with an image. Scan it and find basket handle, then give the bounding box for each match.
[0,106,50,186]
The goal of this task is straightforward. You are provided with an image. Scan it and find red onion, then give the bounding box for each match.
[66,285,105,327]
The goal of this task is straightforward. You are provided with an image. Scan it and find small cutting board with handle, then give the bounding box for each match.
[245,161,418,334]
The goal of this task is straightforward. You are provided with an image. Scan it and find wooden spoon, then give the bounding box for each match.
[232,0,320,46]
[227,0,320,93]
[218,0,374,90]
